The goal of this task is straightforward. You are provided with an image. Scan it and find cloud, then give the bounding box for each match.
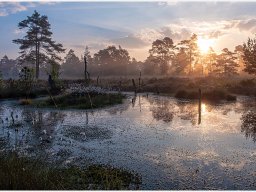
[0,2,57,17]
[111,35,149,49]
[236,19,256,32]
[135,28,163,43]
[0,2,27,16]
[160,27,191,41]
[208,31,226,39]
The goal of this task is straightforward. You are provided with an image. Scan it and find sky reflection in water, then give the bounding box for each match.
[0,94,255,190]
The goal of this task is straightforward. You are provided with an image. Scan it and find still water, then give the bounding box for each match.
[0,94,255,189]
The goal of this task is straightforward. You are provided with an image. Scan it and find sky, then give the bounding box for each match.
[1,1,256,61]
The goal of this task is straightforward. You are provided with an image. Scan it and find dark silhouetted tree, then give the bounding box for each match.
[206,47,217,75]
[84,46,92,81]
[0,55,19,79]
[19,66,35,99]
[61,49,83,79]
[213,48,239,77]
[142,55,160,75]
[149,37,175,75]
[93,45,130,76]
[13,10,65,79]
[179,34,199,74]
[243,36,256,75]
[172,47,189,75]
[234,45,245,73]
[48,58,61,82]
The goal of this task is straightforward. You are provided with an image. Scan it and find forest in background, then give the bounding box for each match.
[0,10,255,81]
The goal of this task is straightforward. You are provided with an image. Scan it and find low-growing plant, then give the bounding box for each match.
[0,152,141,190]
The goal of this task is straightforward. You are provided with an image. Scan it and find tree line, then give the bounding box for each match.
[1,10,256,80]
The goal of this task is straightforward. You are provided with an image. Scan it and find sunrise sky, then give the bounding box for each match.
[1,1,256,61]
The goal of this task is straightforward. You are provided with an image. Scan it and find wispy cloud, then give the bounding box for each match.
[0,2,27,16]
[111,35,149,49]
[0,2,57,16]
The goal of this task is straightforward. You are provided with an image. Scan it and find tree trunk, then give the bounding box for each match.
[35,41,40,79]
[35,42,38,79]
[84,56,87,81]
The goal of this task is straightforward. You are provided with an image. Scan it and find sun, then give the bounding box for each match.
[197,37,214,54]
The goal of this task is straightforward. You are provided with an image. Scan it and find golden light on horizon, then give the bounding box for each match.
[197,37,214,54]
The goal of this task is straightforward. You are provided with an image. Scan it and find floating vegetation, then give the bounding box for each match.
[241,110,256,142]
[62,125,112,142]
[0,94,255,190]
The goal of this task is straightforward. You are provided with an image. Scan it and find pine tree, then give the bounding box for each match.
[213,48,239,77]
[13,10,65,79]
[179,34,199,74]
[149,37,176,75]
[243,36,256,75]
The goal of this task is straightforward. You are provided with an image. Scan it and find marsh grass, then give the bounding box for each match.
[175,89,237,101]
[34,92,125,109]
[0,152,141,190]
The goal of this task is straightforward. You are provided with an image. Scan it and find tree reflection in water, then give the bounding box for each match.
[241,110,256,142]
[21,110,66,147]
[147,97,174,123]
[176,101,198,125]
[151,104,174,123]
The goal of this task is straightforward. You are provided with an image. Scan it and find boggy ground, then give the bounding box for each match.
[1,76,256,107]
[87,76,256,101]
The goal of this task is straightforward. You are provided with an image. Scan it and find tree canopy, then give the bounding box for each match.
[149,37,175,75]
[243,36,256,75]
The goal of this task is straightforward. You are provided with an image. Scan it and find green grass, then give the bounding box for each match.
[0,152,141,190]
[34,92,125,109]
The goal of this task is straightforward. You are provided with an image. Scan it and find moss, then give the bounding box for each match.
[0,152,141,190]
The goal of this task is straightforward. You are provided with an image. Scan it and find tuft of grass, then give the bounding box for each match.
[0,152,141,190]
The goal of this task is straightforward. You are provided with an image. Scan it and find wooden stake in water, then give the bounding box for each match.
[198,88,202,125]
[96,75,99,86]
[139,71,141,91]
[119,80,122,93]
[132,79,137,94]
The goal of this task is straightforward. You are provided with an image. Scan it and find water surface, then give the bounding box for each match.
[0,94,255,190]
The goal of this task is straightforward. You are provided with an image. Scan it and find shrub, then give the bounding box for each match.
[226,94,237,101]
[175,90,198,99]
[175,88,236,102]
[203,89,226,101]
[175,90,188,99]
